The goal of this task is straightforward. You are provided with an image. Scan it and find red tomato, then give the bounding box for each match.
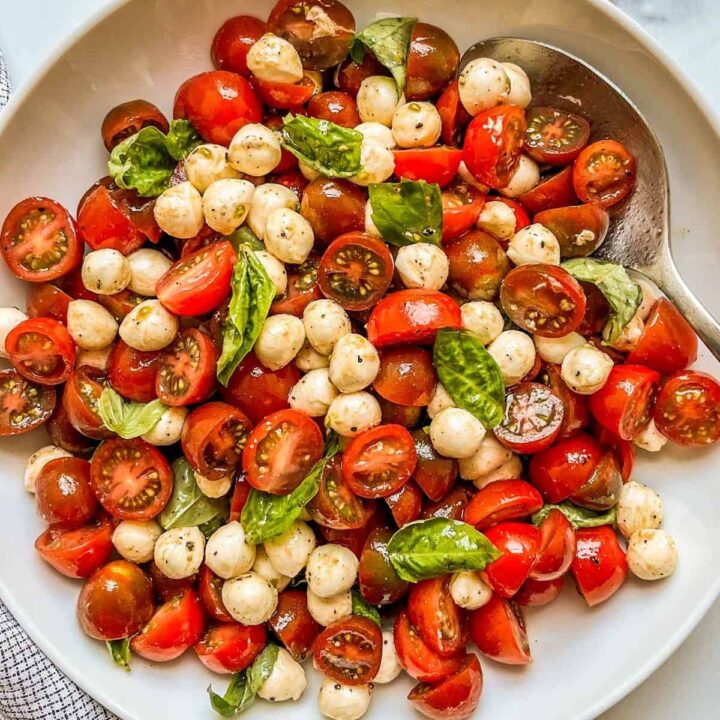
[573,140,637,208]
[107,341,160,403]
[252,75,316,109]
[594,425,635,482]
[542,363,590,439]
[373,347,437,407]
[269,589,322,662]
[437,80,472,147]
[534,204,609,258]
[491,197,531,236]
[335,52,389,97]
[518,165,578,216]
[570,451,623,511]
[445,229,509,301]
[529,508,576,581]
[394,147,463,188]
[405,22,460,100]
[45,402,94,457]
[572,526,628,606]
[421,485,472,522]
[359,526,409,605]
[26,283,72,323]
[101,100,169,151]
[7,317,75,386]
[468,595,531,665]
[314,616,383,685]
[211,15,268,76]
[270,255,321,317]
[35,457,97,529]
[199,565,233,623]
[97,288,145,322]
[149,560,197,604]
[155,329,217,406]
[515,576,565,607]
[524,107,590,166]
[484,522,541,599]
[386,481,423,527]
[242,408,323,494]
[270,169,308,198]
[0,368,55,437]
[77,186,146,254]
[412,429,458,501]
[463,480,543,532]
[227,476,251,523]
[307,91,360,128]
[194,622,266,674]
[62,365,113,440]
[379,399,423,428]
[441,182,486,242]
[300,179,366,247]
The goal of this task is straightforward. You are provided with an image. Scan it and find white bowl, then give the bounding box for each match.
[1,1,719,719]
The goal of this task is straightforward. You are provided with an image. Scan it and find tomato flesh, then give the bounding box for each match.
[394,147,463,188]
[412,429,458,502]
[573,140,636,208]
[6,317,75,385]
[524,106,590,166]
[195,622,266,674]
[463,480,543,532]
[26,283,72,323]
[101,99,169,151]
[314,616,383,685]
[386,481,423,527]
[515,576,565,607]
[199,565,233,623]
[0,367,55,436]
[529,508,576,581]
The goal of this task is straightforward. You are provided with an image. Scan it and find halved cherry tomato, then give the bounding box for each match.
[107,341,160,403]
[386,481,423,527]
[519,166,578,216]
[524,107,590,166]
[464,480,543,532]
[318,232,393,311]
[6,317,75,385]
[148,560,197,603]
[97,288,145,322]
[359,526,409,605]
[270,254,322,317]
[269,589,322,662]
[570,452,623,511]
[446,229,509,301]
[394,147,463,187]
[379,399,423,429]
[308,91,360,128]
[441,182,486,242]
[300,179,366,247]
[211,15,268,75]
[26,283,72,323]
[437,80,472,147]
[541,363,590,439]
[373,347,437,407]
[227,476,251,523]
[573,140,637,208]
[314,616,383,685]
[194,622,266,674]
[484,522,541,599]
[500,264,587,337]
[412,429,458,501]
[534,204,609,258]
[101,99,169,152]
[515,576,565,607]
[155,329,217,406]
[529,508,576,581]
[62,366,112,440]
[577,286,612,339]
[405,22,460,100]
[0,368,55,437]
[35,457,97,529]
[572,526,628,606]
[243,408,323,494]
[335,52,389,97]
[45,403,94,457]
[199,565,233,623]
[271,169,308,197]
[594,425,635,482]
[112,187,163,244]
[77,186,146,254]
[62,267,98,302]
[252,75,316,109]
[179,224,220,259]
[264,115,299,174]
[421,485,472,522]
[468,595,531,665]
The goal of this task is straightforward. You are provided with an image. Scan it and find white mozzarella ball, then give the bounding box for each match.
[76,345,113,370]
[112,520,162,564]
[375,631,402,684]
[248,183,299,240]
[325,392,382,437]
[253,250,288,298]
[185,143,240,193]
[461,301,504,345]
[355,122,395,149]
[636,278,661,321]
[561,344,614,395]
[318,679,372,720]
[472,454,523,489]
[228,124,282,177]
[254,314,305,370]
[296,341,330,371]
[202,178,255,235]
[502,62,532,108]
[430,407,486,459]
[154,526,205,580]
[488,330,536,386]
[127,249,172,297]
[264,520,317,578]
[247,33,303,83]
[153,181,204,239]
[457,161,490,193]
[357,76,402,126]
[120,299,178,351]
[299,160,324,182]
[257,647,307,702]
[603,314,644,352]
[427,383,456,419]
[307,589,352,626]
[350,140,395,186]
[499,155,540,198]
[0,307,27,357]
[194,472,233,498]
[81,249,131,295]
[141,406,188,446]
[222,571,278,625]
[458,58,509,116]
[617,481,664,540]
[205,521,256,579]
[395,243,449,290]
[633,419,668,453]
[534,332,585,364]
[458,433,513,481]
[289,368,338,417]
[391,102,442,148]
[252,546,291,592]
[306,544,359,598]
[364,200,380,238]
[449,571,493,610]
[627,529,678,581]
[24,445,72,493]
[507,223,560,266]
[67,300,118,351]
[476,200,517,240]
[328,333,380,393]
[303,299,351,355]
[264,208,314,264]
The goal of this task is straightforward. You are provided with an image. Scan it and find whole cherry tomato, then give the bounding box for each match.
[405,23,460,100]
[421,485,472,522]
[483,522,541,598]
[359,526,409,605]
[571,526,628,606]
[108,341,161,403]
[211,15,268,76]
[194,622,266,674]
[308,91,360,128]
[373,347,437,407]
[412,429,458,502]
[300,178,366,247]
[26,283,72,324]
[534,204,609,258]
[35,457,97,530]
[445,229,509,301]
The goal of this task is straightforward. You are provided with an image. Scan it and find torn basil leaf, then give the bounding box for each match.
[106,638,131,672]
[532,502,617,529]
[97,388,167,439]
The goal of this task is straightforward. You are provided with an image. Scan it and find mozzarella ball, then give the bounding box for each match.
[307,588,353,627]
[476,200,517,240]
[76,345,113,370]
[458,433,513,481]
[303,299,351,355]
[458,58,509,116]
[194,472,233,498]
[141,406,188,446]
[427,383,455,419]
[0,307,27,357]
[120,299,178,351]
[185,143,240,193]
[472,454,523,489]
[357,76,402,126]
[306,544,359,598]
[395,243,449,290]
[202,178,255,235]
[325,392,382,437]
[205,521,256,579]
[264,520,317,578]
[634,419,668,453]
[617,481,664,540]
[350,140,395,186]
[289,368,338,417]
[81,249,131,295]
[561,344,614,395]
[253,250,288,298]
[461,301,504,345]
[247,33,303,83]
[296,341,330,371]
[627,529,678,581]
[254,314,305,370]
[534,332,585,364]
[264,208,314,264]
[355,122,395,149]
[502,62,532,108]
[228,123,282,177]
[499,155,540,198]
[222,571,278,625]
[430,407,486,459]
[112,520,162,564]
[252,546,291,592]
[24,445,72,493]
[375,631,402,684]
[457,161,490,193]
[67,300,118,351]
[248,183,299,240]
[488,330,536,386]
[449,571,493,610]
[318,679,372,720]
[391,102,442,148]
[328,333,380,393]
[299,159,324,182]
[154,181,204,239]
[507,223,560,266]
[257,647,307,702]
[154,526,204,580]
[364,200,380,238]
[603,314,644,352]
[127,249,172,297]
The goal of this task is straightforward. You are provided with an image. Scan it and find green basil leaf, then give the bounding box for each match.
[97,388,168,439]
[369,180,442,247]
[532,502,618,529]
[280,115,362,178]
[351,590,381,626]
[561,258,642,344]
[106,638,131,672]
[246,643,279,694]
[433,329,505,428]
[108,119,201,197]
[198,506,229,539]
[323,430,342,458]
[387,518,501,582]
[227,226,264,253]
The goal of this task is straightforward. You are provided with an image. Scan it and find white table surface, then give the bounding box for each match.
[1,0,719,718]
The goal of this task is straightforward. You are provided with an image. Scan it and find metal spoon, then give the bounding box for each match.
[460,38,720,359]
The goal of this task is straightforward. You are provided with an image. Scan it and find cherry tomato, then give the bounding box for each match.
[515,576,565,607]
[6,317,75,386]
[270,169,309,197]
[109,186,162,243]
[394,147,463,187]
[300,178,366,247]
[227,476,251,523]
[62,366,112,440]
[35,456,97,529]
[269,589,322,662]
[199,565,233,623]
[26,283,72,323]
[148,560,197,603]
[77,186,146,254]
[572,526,628,606]
[307,91,360,128]
[571,450,623,510]
[373,347,436,407]
[412,429,458,502]
[359,526,409,605]
[421,485,472,522]
[97,288,145,322]
[101,99,169,151]
[378,399,423,429]
[468,595,531,665]
[405,22,460,100]
[518,165,578,216]
[386,481,423,527]
[446,229,509,301]
[194,622,266,674]
[464,480,543,532]
[529,508,576,581]
[211,15,268,76]
[534,204,609,258]
[106,341,160,403]
[45,402,95,457]
[270,255,322,317]
[484,522,541,599]
[335,52,388,96]
[441,182,486,242]
[524,107,590,166]
[573,140,636,208]
[437,80,472,147]
[314,615,382,685]
[252,75,316,109]
[0,368,55,436]
[264,115,299,174]
[594,425,635,482]
[491,198,531,239]
[541,363,591,439]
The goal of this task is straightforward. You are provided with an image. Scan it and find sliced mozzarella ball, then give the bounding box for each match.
[81,249,131,295]
[476,200,517,240]
[307,588,352,626]
[296,341,330,371]
[202,178,255,235]
[391,102,442,148]
[153,181,204,239]
[264,208,314,264]
[534,332,585,364]
[471,454,523,489]
[76,345,113,370]
[603,314,643,352]
[627,529,678,581]
[257,646,307,702]
[228,123,282,177]
[318,679,372,720]
[246,33,303,83]
[67,300,118,351]
[325,391,382,437]
[185,143,240,193]
[154,526,205,580]
[24,445,72,493]
[120,299,178,351]
[254,314,305,370]
[205,521,256,579]
[253,250,288,298]
[617,481,664,540]
[430,407,486,459]
[364,200,380,238]
[458,58,509,116]
[507,223,560,266]
[252,546,291,592]
[248,183,299,240]
[633,419,668,453]
[303,299,351,355]
[487,330,536,386]
[449,571,493,610]
[499,155,540,198]
[350,140,395,186]
[0,307,27,358]
[395,243,449,290]
[635,278,662,321]
[127,249,172,297]
[561,344,614,395]
[355,122,395,149]
[457,161,490,193]
[194,472,232,498]
[502,62,532,108]
[328,333,380,393]
[299,160,324,182]
[458,433,513,481]
[112,520,162,564]
[357,76,402,126]
[306,544,359,598]
[375,631,402,684]
[461,301,504,345]
[289,368,338,417]
[222,571,278,625]
[141,406,188,446]
[427,382,456,419]
[264,520,317,578]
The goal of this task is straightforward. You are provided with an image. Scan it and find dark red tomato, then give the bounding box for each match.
[534,204,609,258]
[173,71,262,145]
[572,526,628,606]
[77,186,145,254]
[405,22,460,100]
[252,75,316,109]
[386,480,423,527]
[484,522,541,599]
[270,254,321,317]
[90,438,173,520]
[35,457,97,530]
[77,560,154,641]
[394,147,463,187]
[35,515,113,579]
[61,266,98,302]
[589,364,659,440]
[131,590,205,662]
[378,399,422,429]
[264,115,299,174]
[318,233,393,311]
[101,99,169,151]
[500,264,587,337]
[519,166,578,216]
[179,224,220,259]
[408,653,483,720]
[524,107,590,166]
[308,91,360,128]
[468,595,531,665]
[653,371,720,447]
[26,284,72,323]
[195,622,266,674]
[464,480,543,532]
[98,288,145,322]
[374,347,436,407]
[148,560,197,603]
[570,451,623,511]
[437,80,471,147]
[441,182,486,242]
[269,589,322,662]
[594,425,634,482]
[227,476,251,522]
[211,15,268,76]
[0,368,55,437]
[107,342,160,403]
[542,363,591,439]
[314,616,383,685]
[529,508,576,581]
[421,485,472,522]
[463,106,526,189]
[242,408,323,494]
[199,565,233,623]
[113,187,163,244]
[335,51,388,96]
[270,169,309,197]
[577,284,611,338]
[6,317,75,385]
[183,402,253,480]
[1,197,82,282]
[45,402,94,456]
[515,576,564,607]
[359,526,410,605]
[300,178,366,247]
[62,366,112,440]
[412,429,458,501]
[573,140,637,208]
[446,229,509,301]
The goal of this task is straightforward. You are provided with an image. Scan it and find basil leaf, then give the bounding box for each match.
[351,17,417,92]
[561,258,642,344]
[433,329,505,429]
[369,180,442,247]
[106,638,131,672]
[532,502,618,529]
[323,430,342,458]
[388,518,501,582]
[97,388,168,439]
[198,506,229,539]
[227,226,264,253]
[351,590,381,626]
[280,115,362,178]
[108,119,201,197]
[246,643,279,693]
